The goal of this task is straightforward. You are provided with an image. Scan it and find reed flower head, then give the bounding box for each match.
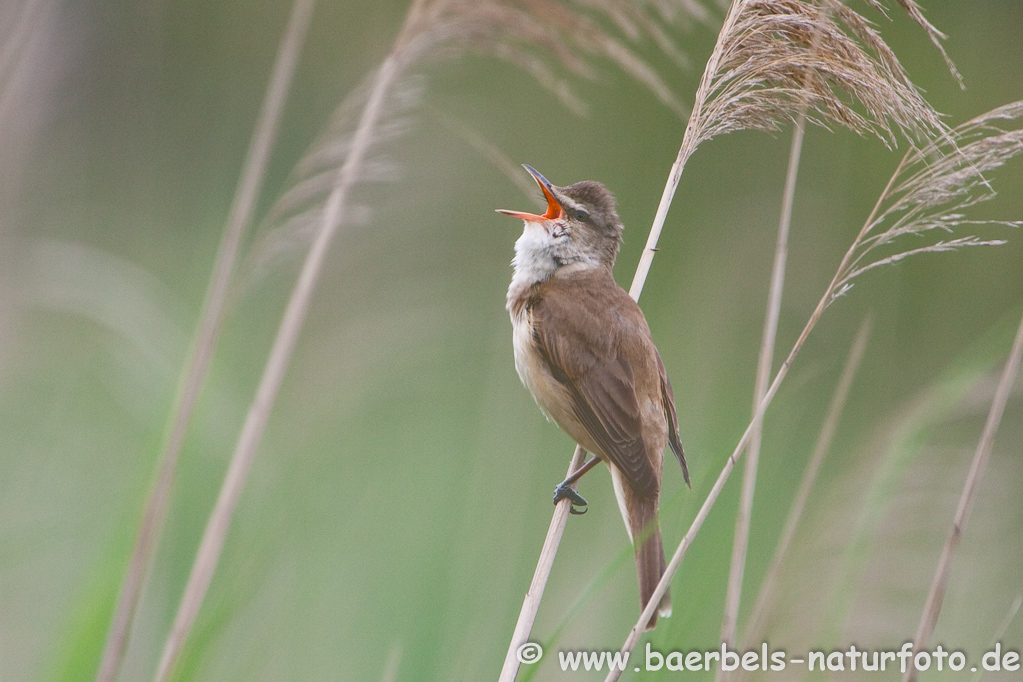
[835,101,1023,296]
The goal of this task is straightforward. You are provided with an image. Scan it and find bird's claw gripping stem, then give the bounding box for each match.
[554,483,588,515]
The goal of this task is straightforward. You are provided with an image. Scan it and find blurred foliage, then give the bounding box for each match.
[0,1,1021,680]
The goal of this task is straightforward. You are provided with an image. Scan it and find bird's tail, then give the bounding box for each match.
[631,494,671,631]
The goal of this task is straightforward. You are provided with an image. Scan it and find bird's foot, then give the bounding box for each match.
[553,483,588,515]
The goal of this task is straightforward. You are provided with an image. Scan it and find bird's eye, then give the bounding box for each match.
[573,208,590,221]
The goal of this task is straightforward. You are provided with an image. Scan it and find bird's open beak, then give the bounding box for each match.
[496,164,564,222]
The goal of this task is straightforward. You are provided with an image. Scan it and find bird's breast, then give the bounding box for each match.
[509,304,548,411]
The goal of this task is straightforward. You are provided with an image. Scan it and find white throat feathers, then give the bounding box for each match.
[510,220,601,291]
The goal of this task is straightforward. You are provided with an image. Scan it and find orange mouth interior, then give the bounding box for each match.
[496,167,563,222]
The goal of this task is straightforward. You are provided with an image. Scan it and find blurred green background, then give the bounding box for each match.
[1,1,1021,680]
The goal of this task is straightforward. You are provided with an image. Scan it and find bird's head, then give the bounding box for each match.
[498,165,623,280]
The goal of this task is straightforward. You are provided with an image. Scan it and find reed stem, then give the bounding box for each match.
[904,310,1023,682]
[95,2,316,679]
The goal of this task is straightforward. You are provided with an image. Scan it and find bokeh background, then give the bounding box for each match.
[1,1,1021,680]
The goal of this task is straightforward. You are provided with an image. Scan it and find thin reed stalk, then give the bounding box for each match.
[0,0,47,107]
[378,643,404,682]
[904,311,1023,682]
[718,111,804,679]
[431,107,546,208]
[150,6,421,677]
[498,447,586,682]
[741,314,872,651]
[94,2,317,680]
[629,0,747,300]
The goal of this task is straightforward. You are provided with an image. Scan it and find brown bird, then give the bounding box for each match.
[498,165,689,629]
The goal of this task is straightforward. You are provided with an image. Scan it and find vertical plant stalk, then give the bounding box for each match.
[150,3,425,676]
[742,314,871,650]
[904,310,1023,682]
[498,447,586,682]
[627,0,746,301]
[94,2,317,680]
[0,0,46,107]
[378,643,403,682]
[718,112,805,678]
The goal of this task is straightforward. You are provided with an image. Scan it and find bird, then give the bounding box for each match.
[498,164,689,629]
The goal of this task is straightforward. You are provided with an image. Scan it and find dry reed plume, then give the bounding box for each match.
[685,0,943,144]
[629,0,950,299]
[832,102,1023,294]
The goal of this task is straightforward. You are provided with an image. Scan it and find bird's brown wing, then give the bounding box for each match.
[656,351,689,486]
[531,281,659,497]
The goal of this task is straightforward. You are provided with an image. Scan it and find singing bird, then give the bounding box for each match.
[498,165,689,628]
